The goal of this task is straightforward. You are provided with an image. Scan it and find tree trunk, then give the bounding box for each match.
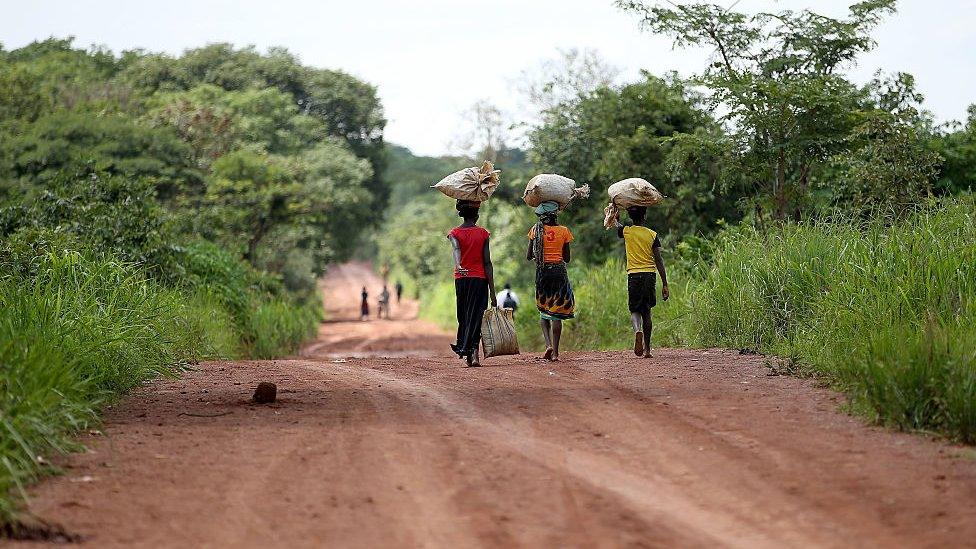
[244,219,269,264]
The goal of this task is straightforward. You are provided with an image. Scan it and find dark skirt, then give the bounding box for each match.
[535,262,575,320]
[452,277,488,358]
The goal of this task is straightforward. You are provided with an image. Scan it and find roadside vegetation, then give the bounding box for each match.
[0,40,386,521]
[380,1,976,444]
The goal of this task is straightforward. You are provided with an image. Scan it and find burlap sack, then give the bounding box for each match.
[481,307,519,358]
[604,178,665,229]
[432,160,500,202]
[522,174,590,209]
[608,178,664,208]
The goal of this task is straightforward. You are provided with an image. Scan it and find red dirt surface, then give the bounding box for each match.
[9,262,976,548]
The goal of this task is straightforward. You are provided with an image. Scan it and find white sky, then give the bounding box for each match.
[2,0,975,156]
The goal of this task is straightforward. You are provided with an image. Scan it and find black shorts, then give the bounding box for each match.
[627,272,656,314]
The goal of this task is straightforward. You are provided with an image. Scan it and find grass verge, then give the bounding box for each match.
[0,244,321,522]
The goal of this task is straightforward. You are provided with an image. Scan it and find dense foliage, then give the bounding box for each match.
[0,38,386,521]
[379,2,976,446]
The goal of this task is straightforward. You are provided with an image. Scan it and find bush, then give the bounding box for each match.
[687,198,976,442]
[0,238,322,521]
[0,250,195,520]
[246,297,322,359]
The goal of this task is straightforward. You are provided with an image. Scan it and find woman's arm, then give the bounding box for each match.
[449,235,467,277]
[526,239,534,261]
[562,243,571,264]
[483,239,497,307]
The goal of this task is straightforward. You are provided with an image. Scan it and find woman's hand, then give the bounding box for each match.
[490,295,498,308]
[661,284,670,301]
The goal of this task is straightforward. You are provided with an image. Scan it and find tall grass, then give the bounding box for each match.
[0,252,195,519]
[0,246,322,521]
[414,199,976,442]
[246,297,323,359]
[419,259,691,354]
[513,258,692,352]
[687,199,976,442]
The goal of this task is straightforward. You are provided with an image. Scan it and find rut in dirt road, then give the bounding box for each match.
[12,263,976,548]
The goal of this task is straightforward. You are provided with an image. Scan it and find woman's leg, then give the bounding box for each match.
[552,319,562,360]
[540,318,553,358]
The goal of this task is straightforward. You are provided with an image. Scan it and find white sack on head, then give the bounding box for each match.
[604,178,665,230]
[431,160,500,202]
[522,173,590,209]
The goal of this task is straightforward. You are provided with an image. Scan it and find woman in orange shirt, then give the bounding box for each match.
[526,201,574,361]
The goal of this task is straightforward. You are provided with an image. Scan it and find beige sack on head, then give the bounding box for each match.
[604,178,665,230]
[432,160,500,202]
[522,173,590,209]
[481,307,519,358]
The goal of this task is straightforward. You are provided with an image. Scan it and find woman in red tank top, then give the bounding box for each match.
[447,200,497,367]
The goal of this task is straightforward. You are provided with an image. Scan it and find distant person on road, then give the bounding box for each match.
[526,201,574,362]
[496,283,520,312]
[395,281,404,304]
[378,286,391,319]
[360,286,370,321]
[615,206,669,357]
[448,200,496,367]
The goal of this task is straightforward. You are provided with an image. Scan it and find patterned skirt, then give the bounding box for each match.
[535,262,575,320]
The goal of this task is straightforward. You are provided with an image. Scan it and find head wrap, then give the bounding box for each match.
[533,201,559,215]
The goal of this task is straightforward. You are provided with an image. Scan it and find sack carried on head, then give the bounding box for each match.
[432,160,500,202]
[481,307,519,358]
[522,174,590,209]
[603,178,665,229]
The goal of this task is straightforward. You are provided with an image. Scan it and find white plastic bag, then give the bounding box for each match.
[481,307,519,358]
[522,174,590,209]
[432,160,500,202]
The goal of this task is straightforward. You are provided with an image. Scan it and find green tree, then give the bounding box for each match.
[119,44,388,209]
[832,111,942,213]
[0,111,202,200]
[529,72,735,262]
[616,0,897,221]
[933,105,976,194]
[0,169,175,269]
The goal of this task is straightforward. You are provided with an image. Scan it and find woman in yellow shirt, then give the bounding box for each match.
[616,206,669,357]
[526,201,575,361]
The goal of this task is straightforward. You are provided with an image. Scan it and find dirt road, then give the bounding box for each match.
[12,263,976,548]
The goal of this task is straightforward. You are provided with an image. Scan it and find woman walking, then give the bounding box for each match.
[360,286,370,321]
[448,200,496,367]
[526,201,575,361]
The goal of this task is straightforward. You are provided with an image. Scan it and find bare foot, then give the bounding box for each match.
[543,347,554,361]
[634,332,644,357]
